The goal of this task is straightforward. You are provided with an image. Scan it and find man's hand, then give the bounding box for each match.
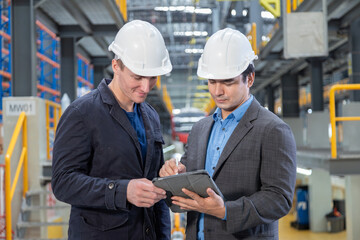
[159,158,186,177]
[127,178,166,208]
[171,188,226,219]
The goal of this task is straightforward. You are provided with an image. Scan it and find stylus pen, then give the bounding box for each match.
[175,158,180,175]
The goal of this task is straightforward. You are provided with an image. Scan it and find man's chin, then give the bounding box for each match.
[134,96,147,103]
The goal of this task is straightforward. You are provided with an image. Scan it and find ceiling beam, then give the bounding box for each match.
[60,0,92,34]
[91,56,112,66]
[59,24,118,37]
[93,36,113,59]
[102,0,126,28]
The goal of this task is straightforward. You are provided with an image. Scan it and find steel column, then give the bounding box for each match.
[249,0,263,47]
[11,0,37,96]
[281,73,299,117]
[266,85,274,113]
[93,65,105,88]
[350,17,360,101]
[309,58,324,111]
[60,37,77,102]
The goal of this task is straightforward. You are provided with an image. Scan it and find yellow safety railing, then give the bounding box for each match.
[171,213,185,239]
[5,112,28,240]
[329,84,360,158]
[115,0,127,22]
[247,23,258,55]
[287,0,304,13]
[162,84,174,115]
[45,100,62,160]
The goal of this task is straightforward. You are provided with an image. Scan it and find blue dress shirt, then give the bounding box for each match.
[197,95,253,240]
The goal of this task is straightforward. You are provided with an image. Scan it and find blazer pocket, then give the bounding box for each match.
[80,210,129,231]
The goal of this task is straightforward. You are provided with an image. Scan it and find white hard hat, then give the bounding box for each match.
[108,20,172,76]
[197,28,258,79]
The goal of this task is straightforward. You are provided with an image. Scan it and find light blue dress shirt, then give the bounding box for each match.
[197,95,253,240]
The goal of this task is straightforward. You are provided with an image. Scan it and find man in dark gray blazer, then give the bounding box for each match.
[160,28,297,239]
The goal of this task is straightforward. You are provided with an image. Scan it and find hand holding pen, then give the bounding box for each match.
[159,155,186,177]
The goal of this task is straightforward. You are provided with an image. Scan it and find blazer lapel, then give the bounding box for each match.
[213,99,261,177]
[139,103,155,176]
[98,79,143,165]
[197,117,214,170]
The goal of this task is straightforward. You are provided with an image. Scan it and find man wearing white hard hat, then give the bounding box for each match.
[160,28,297,239]
[52,20,172,239]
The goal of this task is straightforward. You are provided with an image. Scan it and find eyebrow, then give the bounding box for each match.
[223,78,235,83]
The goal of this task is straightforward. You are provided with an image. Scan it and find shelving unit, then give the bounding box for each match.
[77,53,94,97]
[0,0,11,123]
[36,20,60,103]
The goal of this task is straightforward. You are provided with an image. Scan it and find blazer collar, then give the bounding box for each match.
[212,98,261,178]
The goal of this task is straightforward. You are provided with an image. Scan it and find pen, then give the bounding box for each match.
[175,158,179,175]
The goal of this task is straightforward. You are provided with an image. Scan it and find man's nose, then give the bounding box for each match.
[214,83,224,96]
[141,79,150,93]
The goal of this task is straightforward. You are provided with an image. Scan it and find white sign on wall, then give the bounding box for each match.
[5,100,36,116]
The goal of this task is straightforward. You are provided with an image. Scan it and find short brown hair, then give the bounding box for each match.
[116,59,125,70]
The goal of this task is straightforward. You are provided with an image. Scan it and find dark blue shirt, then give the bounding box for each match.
[124,103,147,162]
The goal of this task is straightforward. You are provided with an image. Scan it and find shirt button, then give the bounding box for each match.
[216,147,219,150]
[108,182,114,190]
[212,167,215,170]
[222,128,225,131]
[145,227,150,234]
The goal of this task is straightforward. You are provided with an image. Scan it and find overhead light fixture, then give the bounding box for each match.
[261,10,274,19]
[185,48,204,54]
[154,6,212,15]
[173,109,181,114]
[242,9,248,16]
[231,9,236,16]
[174,31,208,37]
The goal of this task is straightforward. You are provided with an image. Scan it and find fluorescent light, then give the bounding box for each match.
[174,31,208,37]
[185,48,204,54]
[231,9,236,16]
[173,109,181,115]
[242,9,248,16]
[195,8,212,14]
[261,11,274,19]
[154,6,211,15]
[297,167,312,176]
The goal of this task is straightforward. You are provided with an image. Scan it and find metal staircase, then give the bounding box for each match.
[15,189,70,240]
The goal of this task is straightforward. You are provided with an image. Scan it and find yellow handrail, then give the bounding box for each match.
[5,111,28,240]
[45,100,62,160]
[171,213,185,238]
[329,84,360,158]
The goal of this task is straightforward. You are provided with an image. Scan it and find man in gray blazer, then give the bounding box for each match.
[160,28,297,239]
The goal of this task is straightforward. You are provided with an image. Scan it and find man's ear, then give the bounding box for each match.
[111,59,119,74]
[247,72,255,88]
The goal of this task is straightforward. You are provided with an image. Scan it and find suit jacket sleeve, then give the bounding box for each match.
[225,121,297,233]
[52,105,129,210]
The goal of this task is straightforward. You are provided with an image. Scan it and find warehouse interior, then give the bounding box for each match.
[0,0,359,239]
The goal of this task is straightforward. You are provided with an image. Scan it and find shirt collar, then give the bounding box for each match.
[212,95,254,122]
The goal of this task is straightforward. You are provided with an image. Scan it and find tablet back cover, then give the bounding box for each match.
[152,170,223,213]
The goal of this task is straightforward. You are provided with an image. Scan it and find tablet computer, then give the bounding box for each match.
[152,169,223,213]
